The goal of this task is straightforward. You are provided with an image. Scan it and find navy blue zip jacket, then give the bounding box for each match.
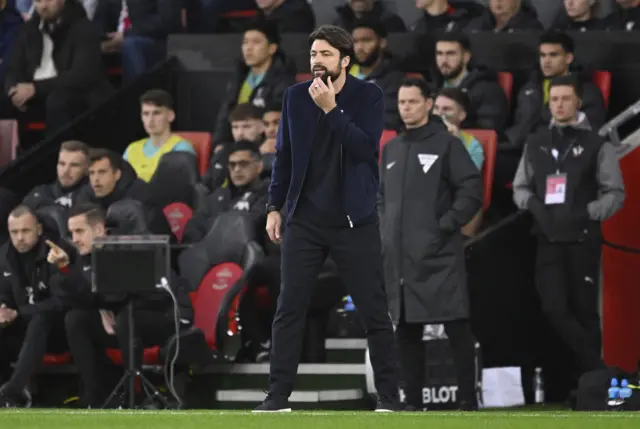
[268,74,384,225]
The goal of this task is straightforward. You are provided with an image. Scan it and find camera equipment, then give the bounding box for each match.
[91,235,172,409]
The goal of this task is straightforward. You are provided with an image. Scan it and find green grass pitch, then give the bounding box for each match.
[0,409,639,429]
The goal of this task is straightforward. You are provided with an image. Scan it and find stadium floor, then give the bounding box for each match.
[0,409,639,428]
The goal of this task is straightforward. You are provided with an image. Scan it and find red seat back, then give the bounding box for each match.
[192,262,244,349]
[163,202,193,243]
[592,70,611,111]
[379,129,398,161]
[296,73,313,83]
[405,72,423,79]
[497,72,514,106]
[462,129,497,211]
[177,132,213,176]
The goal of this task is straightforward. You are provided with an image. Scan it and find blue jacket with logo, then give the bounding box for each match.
[268,74,384,226]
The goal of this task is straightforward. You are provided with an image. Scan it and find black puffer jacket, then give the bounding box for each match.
[333,0,406,33]
[23,177,88,210]
[257,0,315,34]
[411,1,485,33]
[213,50,297,143]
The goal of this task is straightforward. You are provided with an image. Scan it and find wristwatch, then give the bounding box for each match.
[266,204,279,213]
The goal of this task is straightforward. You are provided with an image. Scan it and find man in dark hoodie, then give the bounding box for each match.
[256,0,316,34]
[465,0,543,32]
[550,0,614,31]
[46,203,193,408]
[505,31,606,150]
[0,205,67,407]
[350,19,404,131]
[75,149,172,236]
[433,32,510,133]
[3,0,111,137]
[23,140,89,210]
[412,0,485,33]
[213,20,296,144]
[183,142,269,245]
[606,0,640,30]
[333,0,406,33]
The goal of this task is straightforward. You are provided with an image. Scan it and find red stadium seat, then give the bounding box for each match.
[43,352,72,365]
[106,347,161,366]
[177,131,213,176]
[463,129,497,210]
[592,70,611,111]
[220,9,257,19]
[296,73,313,82]
[379,129,397,161]
[26,122,45,131]
[405,72,424,79]
[497,72,514,106]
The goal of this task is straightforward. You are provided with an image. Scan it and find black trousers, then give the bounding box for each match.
[396,319,478,408]
[65,308,175,406]
[0,312,67,396]
[268,218,399,399]
[536,240,603,374]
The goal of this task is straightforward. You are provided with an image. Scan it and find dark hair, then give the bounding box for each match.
[68,203,105,226]
[228,140,262,160]
[352,19,388,38]
[60,140,90,157]
[436,33,470,52]
[245,19,281,45]
[539,31,574,53]
[401,77,434,100]
[263,102,282,114]
[230,103,264,122]
[140,89,174,109]
[549,75,583,98]
[89,148,123,171]
[9,204,38,220]
[437,88,470,111]
[309,24,355,64]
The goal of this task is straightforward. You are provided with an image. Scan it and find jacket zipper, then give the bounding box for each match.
[290,112,322,219]
[398,144,410,287]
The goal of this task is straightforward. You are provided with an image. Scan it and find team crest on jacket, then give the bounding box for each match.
[418,154,438,174]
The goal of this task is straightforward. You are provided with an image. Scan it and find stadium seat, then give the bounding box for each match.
[296,73,313,82]
[462,129,497,210]
[148,152,200,242]
[497,72,514,106]
[220,9,257,19]
[177,131,212,176]
[405,72,424,79]
[42,352,72,365]
[592,70,611,111]
[105,347,161,366]
[379,129,398,160]
[178,212,264,359]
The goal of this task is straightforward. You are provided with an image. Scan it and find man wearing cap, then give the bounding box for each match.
[379,77,483,411]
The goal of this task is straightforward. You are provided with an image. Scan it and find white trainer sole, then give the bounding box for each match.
[252,408,292,413]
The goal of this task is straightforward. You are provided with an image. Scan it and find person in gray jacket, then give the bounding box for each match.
[379,77,483,411]
[513,75,625,379]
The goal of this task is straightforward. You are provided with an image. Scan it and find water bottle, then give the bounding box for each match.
[620,379,633,401]
[608,378,621,407]
[344,295,356,312]
[534,367,545,404]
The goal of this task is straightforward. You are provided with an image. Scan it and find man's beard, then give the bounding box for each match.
[312,65,342,84]
[439,62,465,80]
[357,49,381,69]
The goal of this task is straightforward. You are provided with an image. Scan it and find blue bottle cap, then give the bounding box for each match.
[611,378,619,386]
[621,379,629,387]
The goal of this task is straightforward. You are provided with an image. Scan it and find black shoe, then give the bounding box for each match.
[375,395,401,412]
[252,394,291,413]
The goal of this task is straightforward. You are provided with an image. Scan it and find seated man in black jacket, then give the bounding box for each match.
[75,148,172,236]
[23,140,89,210]
[3,0,112,139]
[183,142,269,244]
[48,202,193,407]
[0,205,66,407]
